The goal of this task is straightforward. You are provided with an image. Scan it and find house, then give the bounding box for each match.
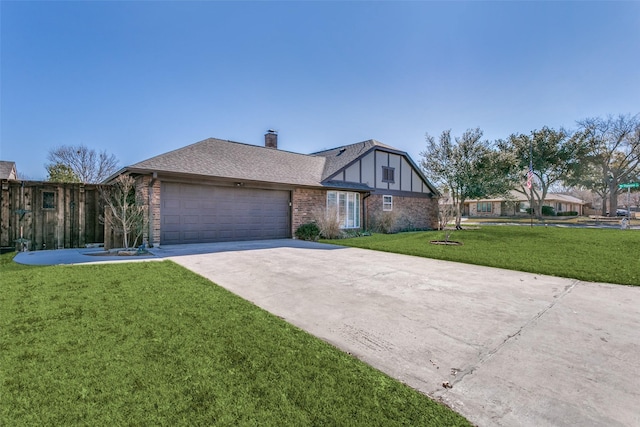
[464,191,585,217]
[0,161,18,180]
[108,132,439,246]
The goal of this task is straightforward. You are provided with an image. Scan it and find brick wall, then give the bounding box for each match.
[135,175,161,247]
[366,194,438,232]
[467,201,501,217]
[291,188,326,234]
[292,189,439,235]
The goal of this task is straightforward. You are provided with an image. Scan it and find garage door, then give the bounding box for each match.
[161,182,291,244]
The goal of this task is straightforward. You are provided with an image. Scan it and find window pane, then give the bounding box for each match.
[327,191,337,209]
[43,192,55,209]
[338,192,346,228]
[353,193,360,228]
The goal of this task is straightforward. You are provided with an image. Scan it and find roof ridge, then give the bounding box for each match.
[131,137,323,168]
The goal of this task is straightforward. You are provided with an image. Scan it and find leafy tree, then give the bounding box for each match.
[47,144,119,183]
[497,127,590,219]
[576,114,640,216]
[420,128,506,229]
[100,175,146,249]
[46,162,80,183]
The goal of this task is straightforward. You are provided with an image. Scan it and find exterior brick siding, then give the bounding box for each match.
[135,175,161,247]
[366,194,438,232]
[291,188,325,235]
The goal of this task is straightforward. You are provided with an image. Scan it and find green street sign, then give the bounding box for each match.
[618,182,639,189]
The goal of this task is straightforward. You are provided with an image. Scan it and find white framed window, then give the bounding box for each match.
[383,195,393,211]
[327,191,360,228]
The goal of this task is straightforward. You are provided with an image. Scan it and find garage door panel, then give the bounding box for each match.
[161,182,290,244]
[164,215,180,225]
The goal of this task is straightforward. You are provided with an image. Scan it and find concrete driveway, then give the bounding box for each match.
[165,239,640,427]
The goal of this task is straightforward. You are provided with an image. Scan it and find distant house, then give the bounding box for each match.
[0,161,17,180]
[464,191,585,217]
[107,132,440,246]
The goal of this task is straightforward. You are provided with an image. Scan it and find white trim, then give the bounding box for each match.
[383,195,393,211]
[327,191,361,228]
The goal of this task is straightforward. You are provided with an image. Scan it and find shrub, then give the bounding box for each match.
[341,229,366,238]
[313,207,342,239]
[557,211,578,216]
[541,205,556,216]
[295,222,320,241]
[372,211,397,234]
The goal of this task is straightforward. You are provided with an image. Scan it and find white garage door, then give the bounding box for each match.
[161,182,291,244]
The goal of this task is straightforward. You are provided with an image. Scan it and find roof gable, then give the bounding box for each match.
[313,140,439,194]
[312,140,397,181]
[0,161,17,180]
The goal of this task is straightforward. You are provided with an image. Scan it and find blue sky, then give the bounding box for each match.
[1,1,639,180]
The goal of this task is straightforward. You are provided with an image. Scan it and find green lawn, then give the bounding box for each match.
[326,226,640,286]
[0,254,470,426]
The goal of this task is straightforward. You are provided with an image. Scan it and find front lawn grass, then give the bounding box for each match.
[0,254,470,426]
[328,226,639,286]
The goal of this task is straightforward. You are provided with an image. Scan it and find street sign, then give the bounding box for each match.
[618,182,639,189]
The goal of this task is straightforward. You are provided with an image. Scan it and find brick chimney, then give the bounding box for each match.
[265,129,278,149]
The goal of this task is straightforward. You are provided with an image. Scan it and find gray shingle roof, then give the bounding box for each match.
[129,138,327,187]
[0,161,17,180]
[121,137,437,194]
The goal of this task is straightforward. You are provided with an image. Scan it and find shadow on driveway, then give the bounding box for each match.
[12,239,343,266]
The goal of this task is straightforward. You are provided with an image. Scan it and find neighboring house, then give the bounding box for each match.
[0,161,18,180]
[464,191,585,217]
[107,132,439,246]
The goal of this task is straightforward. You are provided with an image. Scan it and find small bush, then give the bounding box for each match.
[372,211,397,234]
[341,229,365,238]
[313,207,342,239]
[295,222,320,241]
[557,211,578,217]
[541,206,556,216]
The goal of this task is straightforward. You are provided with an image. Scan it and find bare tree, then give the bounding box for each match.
[577,114,640,216]
[47,144,119,183]
[437,190,456,230]
[100,175,146,249]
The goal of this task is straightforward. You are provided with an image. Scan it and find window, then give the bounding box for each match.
[476,202,492,213]
[43,191,55,209]
[383,195,393,211]
[382,166,395,183]
[327,191,360,228]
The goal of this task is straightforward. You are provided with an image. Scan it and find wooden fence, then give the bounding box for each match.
[0,180,105,251]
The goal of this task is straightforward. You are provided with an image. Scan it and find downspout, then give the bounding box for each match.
[362,192,371,232]
[148,172,157,247]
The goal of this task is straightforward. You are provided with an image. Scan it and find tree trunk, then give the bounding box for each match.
[609,185,618,217]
